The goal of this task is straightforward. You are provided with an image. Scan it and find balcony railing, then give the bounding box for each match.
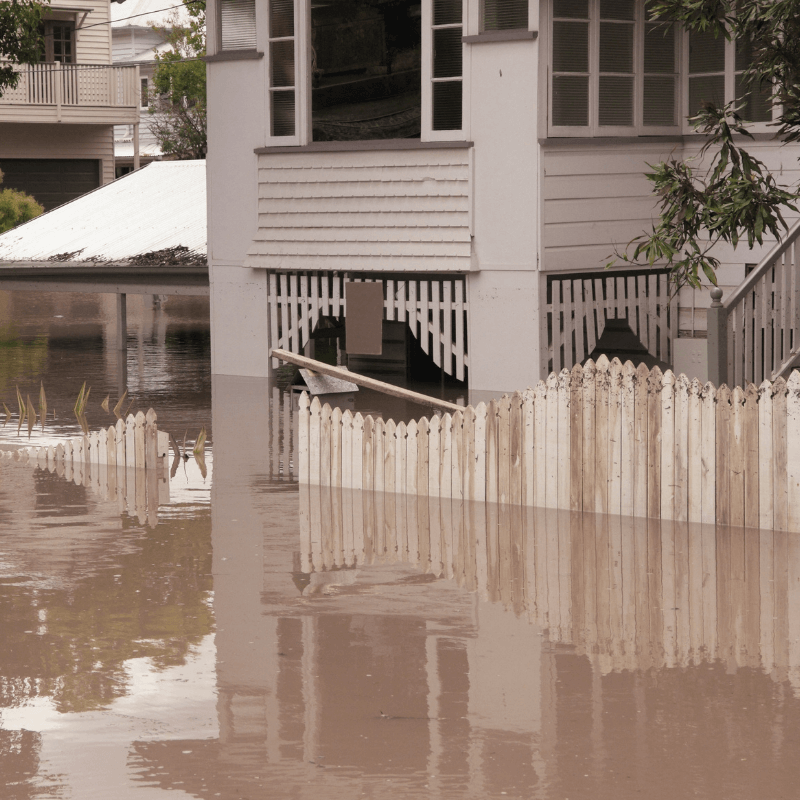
[0,63,139,109]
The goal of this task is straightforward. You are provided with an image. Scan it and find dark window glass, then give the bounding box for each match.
[689,29,725,73]
[552,0,588,18]
[270,0,294,38]
[644,22,675,73]
[553,21,588,72]
[482,0,528,31]
[434,0,462,26]
[433,28,462,79]
[644,75,675,124]
[433,81,462,130]
[553,75,589,126]
[599,75,633,124]
[688,74,725,114]
[736,74,772,122]
[599,22,633,73]
[271,39,295,87]
[600,0,634,20]
[272,90,295,136]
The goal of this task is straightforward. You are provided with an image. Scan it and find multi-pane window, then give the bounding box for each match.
[431,0,463,132]
[140,77,149,108]
[687,30,771,123]
[269,0,296,137]
[550,0,678,134]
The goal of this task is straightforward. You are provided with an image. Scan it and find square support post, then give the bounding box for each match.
[707,287,728,387]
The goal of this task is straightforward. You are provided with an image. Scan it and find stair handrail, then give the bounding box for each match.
[722,216,800,312]
[708,216,800,386]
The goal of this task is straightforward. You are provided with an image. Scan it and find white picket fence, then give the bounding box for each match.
[1,410,170,528]
[298,354,800,533]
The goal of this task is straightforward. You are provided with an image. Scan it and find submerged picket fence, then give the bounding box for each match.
[297,354,800,533]
[1,410,171,528]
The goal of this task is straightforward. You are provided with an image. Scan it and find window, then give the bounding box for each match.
[549,0,678,135]
[140,77,149,108]
[428,0,463,133]
[269,0,296,137]
[40,20,75,63]
[482,0,528,31]
[219,0,256,51]
[687,29,772,124]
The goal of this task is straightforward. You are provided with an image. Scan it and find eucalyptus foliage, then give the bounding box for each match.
[0,0,48,96]
[149,0,207,160]
[613,0,800,291]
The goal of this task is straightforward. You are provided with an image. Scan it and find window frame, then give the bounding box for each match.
[547,0,682,138]
[422,0,469,142]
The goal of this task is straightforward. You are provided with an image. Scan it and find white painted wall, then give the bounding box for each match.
[207,58,270,377]
[467,38,541,390]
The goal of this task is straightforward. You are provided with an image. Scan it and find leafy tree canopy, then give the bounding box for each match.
[612,0,800,292]
[0,0,48,96]
[149,0,207,160]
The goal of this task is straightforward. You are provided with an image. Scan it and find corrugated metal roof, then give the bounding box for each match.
[0,161,206,264]
[111,0,191,28]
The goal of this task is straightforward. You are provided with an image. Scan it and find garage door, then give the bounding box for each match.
[0,159,100,211]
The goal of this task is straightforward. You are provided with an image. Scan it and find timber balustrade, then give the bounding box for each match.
[298,354,800,532]
[1,410,170,528]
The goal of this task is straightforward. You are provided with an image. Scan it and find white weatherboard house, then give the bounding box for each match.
[205,0,800,393]
[0,0,140,209]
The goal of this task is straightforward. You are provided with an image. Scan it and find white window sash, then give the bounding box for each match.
[423,0,468,142]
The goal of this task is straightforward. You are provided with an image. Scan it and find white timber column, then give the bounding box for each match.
[466,35,541,393]
[133,123,140,170]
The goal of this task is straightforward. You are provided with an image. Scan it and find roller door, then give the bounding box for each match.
[0,159,101,211]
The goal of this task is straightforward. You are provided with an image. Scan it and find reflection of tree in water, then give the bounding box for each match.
[0,729,64,800]
[0,511,213,713]
[0,324,48,397]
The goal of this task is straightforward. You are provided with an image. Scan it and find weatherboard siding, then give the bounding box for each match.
[0,123,115,185]
[245,148,472,273]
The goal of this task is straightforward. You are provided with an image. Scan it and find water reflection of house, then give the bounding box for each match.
[125,378,800,797]
[204,0,800,392]
[0,0,140,210]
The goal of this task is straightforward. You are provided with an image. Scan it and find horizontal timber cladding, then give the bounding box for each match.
[546,268,675,374]
[298,357,800,533]
[268,271,468,381]
[245,148,472,272]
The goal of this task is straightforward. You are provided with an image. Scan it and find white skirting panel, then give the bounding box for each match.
[267,271,468,381]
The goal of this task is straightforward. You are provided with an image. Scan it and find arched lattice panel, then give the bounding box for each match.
[268,271,468,380]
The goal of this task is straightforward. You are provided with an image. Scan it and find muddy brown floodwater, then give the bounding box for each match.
[2,291,800,799]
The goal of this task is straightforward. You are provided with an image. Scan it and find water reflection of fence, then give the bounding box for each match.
[1,410,170,528]
[299,355,800,531]
[269,387,298,480]
[301,489,800,689]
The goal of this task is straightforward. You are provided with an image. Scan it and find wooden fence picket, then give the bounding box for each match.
[759,381,774,530]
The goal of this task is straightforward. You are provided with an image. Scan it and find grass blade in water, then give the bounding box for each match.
[195,450,207,479]
[73,382,86,416]
[26,395,36,439]
[193,426,207,457]
[16,386,25,435]
[39,382,46,431]
[2,402,10,427]
[101,394,110,413]
[112,391,127,419]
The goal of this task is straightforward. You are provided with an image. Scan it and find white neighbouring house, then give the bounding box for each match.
[204,0,800,393]
[0,0,140,210]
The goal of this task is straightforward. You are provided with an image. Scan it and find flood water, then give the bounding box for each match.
[2,291,800,799]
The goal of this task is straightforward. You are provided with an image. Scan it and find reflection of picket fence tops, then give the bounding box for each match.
[298,355,800,533]
[1,409,169,471]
